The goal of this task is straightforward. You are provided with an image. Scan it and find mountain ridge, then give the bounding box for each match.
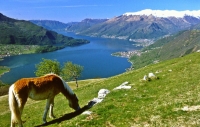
[0,13,89,46]
[29,9,200,40]
[65,10,200,39]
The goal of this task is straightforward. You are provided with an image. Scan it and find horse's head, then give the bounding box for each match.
[69,94,80,111]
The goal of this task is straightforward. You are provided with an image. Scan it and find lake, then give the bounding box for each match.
[0,31,141,84]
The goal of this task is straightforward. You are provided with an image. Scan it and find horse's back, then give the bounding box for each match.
[13,74,64,100]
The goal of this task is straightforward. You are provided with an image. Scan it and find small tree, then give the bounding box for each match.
[35,58,61,76]
[62,61,83,88]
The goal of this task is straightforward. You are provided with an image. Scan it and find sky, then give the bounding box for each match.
[0,0,200,23]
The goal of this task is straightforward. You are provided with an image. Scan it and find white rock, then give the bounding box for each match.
[182,106,189,111]
[98,89,110,98]
[114,81,131,90]
[114,86,131,90]
[143,75,148,81]
[155,70,162,73]
[92,97,103,104]
[181,105,200,111]
[82,111,92,115]
[121,81,129,86]
[148,73,156,78]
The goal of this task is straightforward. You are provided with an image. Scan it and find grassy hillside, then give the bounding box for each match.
[0,52,200,126]
[130,30,200,69]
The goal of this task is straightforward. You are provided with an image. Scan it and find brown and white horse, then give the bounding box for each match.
[8,74,80,127]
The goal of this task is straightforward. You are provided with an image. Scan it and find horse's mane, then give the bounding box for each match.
[43,73,74,95]
[43,73,58,77]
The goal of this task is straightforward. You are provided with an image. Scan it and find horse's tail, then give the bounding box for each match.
[9,84,22,126]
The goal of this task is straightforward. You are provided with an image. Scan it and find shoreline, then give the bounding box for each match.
[0,42,89,80]
[0,66,10,79]
[111,50,141,58]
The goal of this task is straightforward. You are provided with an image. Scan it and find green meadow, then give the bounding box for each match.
[0,52,200,126]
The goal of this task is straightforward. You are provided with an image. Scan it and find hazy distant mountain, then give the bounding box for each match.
[65,9,200,39]
[30,19,108,32]
[65,18,108,33]
[0,13,89,45]
[30,20,69,30]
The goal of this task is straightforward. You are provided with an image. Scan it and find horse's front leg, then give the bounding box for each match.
[42,99,51,123]
[49,97,56,119]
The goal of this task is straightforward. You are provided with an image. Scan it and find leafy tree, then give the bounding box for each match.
[62,61,83,88]
[35,59,83,88]
[35,58,61,76]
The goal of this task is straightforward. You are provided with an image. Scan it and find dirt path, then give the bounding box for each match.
[0,94,8,101]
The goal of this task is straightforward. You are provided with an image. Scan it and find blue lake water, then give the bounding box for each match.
[0,32,141,84]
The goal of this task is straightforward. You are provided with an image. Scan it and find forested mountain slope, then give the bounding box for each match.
[130,30,200,69]
[0,13,88,46]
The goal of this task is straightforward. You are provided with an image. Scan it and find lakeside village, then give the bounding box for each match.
[0,45,39,60]
[112,34,172,58]
[112,38,155,58]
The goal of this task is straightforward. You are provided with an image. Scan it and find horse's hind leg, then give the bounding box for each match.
[19,97,27,125]
[10,95,26,127]
[49,97,56,119]
[17,95,27,127]
[10,107,23,127]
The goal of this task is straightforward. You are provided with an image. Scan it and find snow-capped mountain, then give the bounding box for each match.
[124,9,200,18]
[66,9,200,39]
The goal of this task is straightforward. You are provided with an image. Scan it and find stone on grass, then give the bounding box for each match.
[82,111,92,115]
[87,89,110,108]
[98,89,110,99]
[142,75,148,81]
[114,81,131,90]
[148,73,156,78]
